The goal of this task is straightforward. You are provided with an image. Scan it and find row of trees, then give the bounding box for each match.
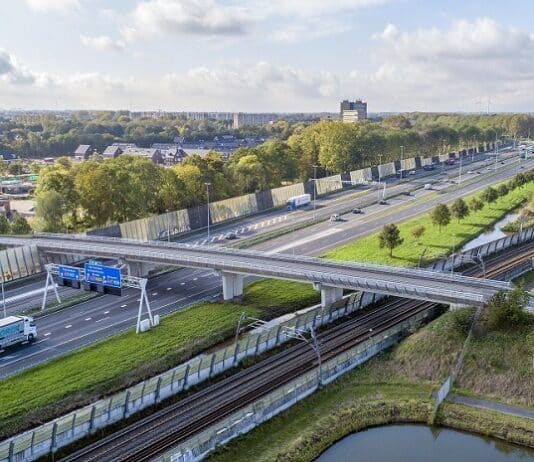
[377,171,533,256]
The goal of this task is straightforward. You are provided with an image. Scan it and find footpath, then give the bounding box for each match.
[447,394,534,421]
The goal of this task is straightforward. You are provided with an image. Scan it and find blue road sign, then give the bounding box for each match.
[58,265,81,281]
[84,262,122,288]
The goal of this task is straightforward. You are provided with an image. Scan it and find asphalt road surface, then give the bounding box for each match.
[0,149,528,377]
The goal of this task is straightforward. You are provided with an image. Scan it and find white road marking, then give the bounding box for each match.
[166,287,172,291]
[180,282,185,286]
[152,292,158,296]
[44,332,51,337]
[65,324,72,329]
[266,227,343,255]
[95,317,110,323]
[120,304,127,308]
[4,284,59,304]
[104,310,110,314]
[84,317,92,321]
[193,277,198,281]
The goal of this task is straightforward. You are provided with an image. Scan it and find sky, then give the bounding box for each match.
[0,0,533,112]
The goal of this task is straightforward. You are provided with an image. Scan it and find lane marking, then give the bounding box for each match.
[84,317,92,321]
[166,287,172,291]
[95,317,110,323]
[152,292,158,296]
[180,282,185,286]
[266,227,343,255]
[193,277,198,281]
[65,325,72,329]
[104,310,110,314]
[120,304,127,308]
[44,332,51,337]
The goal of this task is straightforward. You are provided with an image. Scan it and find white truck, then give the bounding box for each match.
[286,194,311,210]
[0,316,37,350]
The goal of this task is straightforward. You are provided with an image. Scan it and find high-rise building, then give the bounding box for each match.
[233,113,277,129]
[340,99,367,122]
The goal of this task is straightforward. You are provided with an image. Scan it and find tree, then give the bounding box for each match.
[480,186,498,205]
[10,214,31,234]
[36,190,66,232]
[411,225,425,243]
[497,183,509,197]
[484,286,529,331]
[431,204,451,232]
[450,198,470,222]
[378,223,403,257]
[469,197,484,212]
[0,216,10,234]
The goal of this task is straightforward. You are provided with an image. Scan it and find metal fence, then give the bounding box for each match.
[156,309,432,462]
[0,289,384,462]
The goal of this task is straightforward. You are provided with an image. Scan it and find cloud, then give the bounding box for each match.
[0,50,35,85]
[25,0,80,12]
[123,0,249,42]
[80,35,126,53]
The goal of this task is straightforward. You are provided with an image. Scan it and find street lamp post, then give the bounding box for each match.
[400,145,404,179]
[205,182,211,244]
[312,164,319,219]
[378,154,382,184]
[165,209,170,243]
[472,135,476,163]
[1,279,5,318]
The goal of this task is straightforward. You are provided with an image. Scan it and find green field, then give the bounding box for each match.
[324,182,534,266]
[208,309,534,462]
[0,279,319,438]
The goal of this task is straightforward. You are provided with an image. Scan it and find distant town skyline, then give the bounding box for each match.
[0,0,533,112]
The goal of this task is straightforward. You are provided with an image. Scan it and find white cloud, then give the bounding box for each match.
[0,50,35,85]
[123,0,249,42]
[80,35,126,53]
[25,0,80,12]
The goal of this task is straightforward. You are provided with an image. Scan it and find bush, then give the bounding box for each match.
[484,286,529,331]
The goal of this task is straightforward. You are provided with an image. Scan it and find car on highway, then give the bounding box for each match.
[379,199,388,205]
[409,170,416,175]
[330,214,341,222]
[225,232,237,240]
[352,208,363,214]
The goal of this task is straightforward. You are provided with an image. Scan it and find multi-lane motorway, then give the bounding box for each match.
[0,150,529,378]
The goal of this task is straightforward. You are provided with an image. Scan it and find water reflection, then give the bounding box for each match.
[315,425,534,462]
[462,212,518,252]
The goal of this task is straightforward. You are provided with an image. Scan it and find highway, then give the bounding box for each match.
[0,150,529,378]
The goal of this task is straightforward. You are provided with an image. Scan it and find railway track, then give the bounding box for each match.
[60,241,533,462]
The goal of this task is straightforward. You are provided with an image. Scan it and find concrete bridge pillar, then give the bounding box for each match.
[222,272,244,300]
[314,283,343,307]
[125,261,156,278]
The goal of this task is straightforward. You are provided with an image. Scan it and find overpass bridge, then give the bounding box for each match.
[0,234,512,308]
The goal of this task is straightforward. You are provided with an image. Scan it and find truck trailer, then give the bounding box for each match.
[0,316,37,350]
[286,194,311,210]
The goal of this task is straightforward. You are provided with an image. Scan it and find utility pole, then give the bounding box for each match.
[166,209,170,243]
[205,182,211,244]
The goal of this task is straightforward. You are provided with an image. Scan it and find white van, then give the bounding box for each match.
[330,214,341,222]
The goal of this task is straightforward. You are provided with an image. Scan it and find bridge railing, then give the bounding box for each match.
[31,232,512,290]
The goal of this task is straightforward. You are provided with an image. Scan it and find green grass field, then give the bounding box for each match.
[0,279,319,438]
[324,182,534,266]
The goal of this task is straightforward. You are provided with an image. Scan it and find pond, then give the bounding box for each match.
[461,212,518,252]
[315,425,534,462]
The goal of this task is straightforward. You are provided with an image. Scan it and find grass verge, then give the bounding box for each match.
[324,182,533,266]
[207,309,534,462]
[0,279,319,439]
